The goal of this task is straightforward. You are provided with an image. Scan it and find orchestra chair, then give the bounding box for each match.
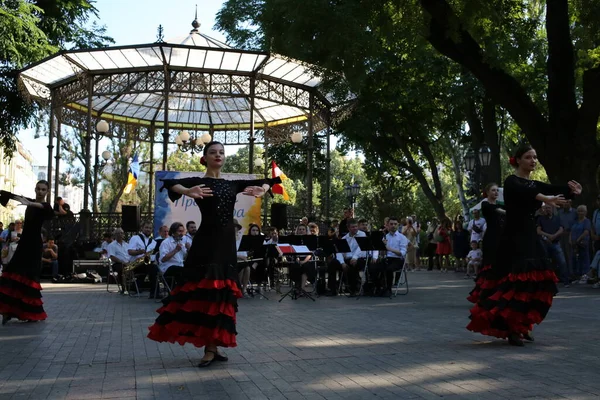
[392,257,409,296]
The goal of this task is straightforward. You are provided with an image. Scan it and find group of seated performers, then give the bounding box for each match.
[98,215,409,299]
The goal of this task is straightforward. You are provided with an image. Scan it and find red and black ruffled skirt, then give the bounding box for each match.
[467,264,494,304]
[0,272,47,321]
[467,261,558,339]
[147,264,242,348]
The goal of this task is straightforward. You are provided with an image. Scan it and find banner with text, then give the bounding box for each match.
[153,171,262,237]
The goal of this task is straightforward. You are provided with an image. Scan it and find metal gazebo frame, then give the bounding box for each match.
[18,18,333,219]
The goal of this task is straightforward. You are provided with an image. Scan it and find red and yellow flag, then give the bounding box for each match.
[271,161,289,201]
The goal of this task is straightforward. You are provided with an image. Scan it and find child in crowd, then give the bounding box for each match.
[466,241,482,279]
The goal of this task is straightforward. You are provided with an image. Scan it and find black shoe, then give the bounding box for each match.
[198,351,216,368]
[213,351,228,362]
[325,290,338,297]
[2,315,11,325]
[523,332,535,342]
[508,334,524,347]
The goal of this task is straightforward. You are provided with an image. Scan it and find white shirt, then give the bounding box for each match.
[467,249,483,262]
[468,218,487,242]
[128,233,156,263]
[158,236,187,273]
[341,230,367,260]
[385,231,409,258]
[107,240,130,264]
[183,233,194,248]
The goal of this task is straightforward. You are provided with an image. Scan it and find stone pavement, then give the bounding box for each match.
[1,271,599,400]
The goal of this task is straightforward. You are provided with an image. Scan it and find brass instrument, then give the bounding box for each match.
[122,251,152,294]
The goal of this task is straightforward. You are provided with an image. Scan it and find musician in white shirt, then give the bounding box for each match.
[127,222,159,298]
[234,221,251,297]
[158,222,187,285]
[372,216,409,296]
[107,228,129,285]
[327,219,367,296]
[182,220,197,250]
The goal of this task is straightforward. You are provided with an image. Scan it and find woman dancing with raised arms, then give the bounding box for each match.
[147,141,281,367]
[0,181,55,325]
[467,144,582,346]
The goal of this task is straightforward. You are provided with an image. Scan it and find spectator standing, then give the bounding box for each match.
[557,200,578,277]
[591,195,600,253]
[571,205,592,283]
[467,209,486,243]
[537,204,569,287]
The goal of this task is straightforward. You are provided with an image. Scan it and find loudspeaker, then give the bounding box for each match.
[122,205,140,232]
[270,203,288,230]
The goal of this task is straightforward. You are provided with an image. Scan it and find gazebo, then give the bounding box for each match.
[18,16,333,220]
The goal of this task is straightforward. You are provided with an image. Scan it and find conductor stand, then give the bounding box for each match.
[277,239,316,302]
[355,232,386,300]
[238,235,269,300]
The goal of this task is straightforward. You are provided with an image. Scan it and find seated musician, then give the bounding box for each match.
[371,216,409,297]
[107,228,129,289]
[247,223,268,291]
[127,221,158,299]
[100,232,113,259]
[264,227,280,289]
[327,218,367,297]
[158,222,187,286]
[291,224,316,292]
[235,221,251,297]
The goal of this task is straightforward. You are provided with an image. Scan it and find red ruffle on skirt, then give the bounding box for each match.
[147,278,241,348]
[147,322,237,348]
[467,268,558,339]
[0,272,47,321]
[467,264,493,303]
[0,272,43,290]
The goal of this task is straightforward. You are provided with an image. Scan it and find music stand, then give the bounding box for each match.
[239,235,269,299]
[278,245,316,302]
[354,236,378,298]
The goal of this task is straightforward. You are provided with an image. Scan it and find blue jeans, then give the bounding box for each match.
[572,245,591,277]
[543,242,568,284]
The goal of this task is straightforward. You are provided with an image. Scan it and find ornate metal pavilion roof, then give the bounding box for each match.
[18,20,330,134]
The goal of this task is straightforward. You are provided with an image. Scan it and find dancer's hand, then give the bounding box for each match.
[15,195,33,206]
[242,186,266,197]
[545,194,567,207]
[568,180,582,195]
[186,185,213,199]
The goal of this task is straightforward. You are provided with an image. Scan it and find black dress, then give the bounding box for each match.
[0,201,54,321]
[147,176,280,348]
[467,175,573,338]
[451,229,470,259]
[467,201,505,303]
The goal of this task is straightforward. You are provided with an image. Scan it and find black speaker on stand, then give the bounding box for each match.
[122,205,140,232]
[270,203,288,230]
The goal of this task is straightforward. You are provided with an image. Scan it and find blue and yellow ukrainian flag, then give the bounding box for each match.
[123,153,140,194]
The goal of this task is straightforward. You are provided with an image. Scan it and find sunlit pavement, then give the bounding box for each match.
[0,271,599,400]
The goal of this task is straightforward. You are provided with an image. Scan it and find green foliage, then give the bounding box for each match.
[0,0,113,157]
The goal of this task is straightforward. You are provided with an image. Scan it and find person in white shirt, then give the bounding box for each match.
[107,228,129,285]
[466,241,482,279]
[100,232,113,259]
[127,221,158,298]
[234,221,251,296]
[183,220,197,250]
[371,216,409,296]
[468,209,486,243]
[327,218,367,296]
[159,222,187,285]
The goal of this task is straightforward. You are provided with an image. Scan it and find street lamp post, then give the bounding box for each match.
[344,183,360,215]
[464,143,492,198]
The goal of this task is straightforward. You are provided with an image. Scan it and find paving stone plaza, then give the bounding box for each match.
[1,272,599,400]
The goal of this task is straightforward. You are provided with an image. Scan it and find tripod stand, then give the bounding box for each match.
[278,254,317,302]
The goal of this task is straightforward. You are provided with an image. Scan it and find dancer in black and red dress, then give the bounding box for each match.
[467,182,505,303]
[147,141,280,367]
[0,181,55,325]
[467,144,582,346]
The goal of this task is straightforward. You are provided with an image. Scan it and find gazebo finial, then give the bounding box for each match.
[191,5,200,32]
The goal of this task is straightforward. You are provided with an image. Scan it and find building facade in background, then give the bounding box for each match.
[33,166,84,213]
[0,143,36,223]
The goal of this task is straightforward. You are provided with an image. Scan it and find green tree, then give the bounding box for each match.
[0,0,112,156]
